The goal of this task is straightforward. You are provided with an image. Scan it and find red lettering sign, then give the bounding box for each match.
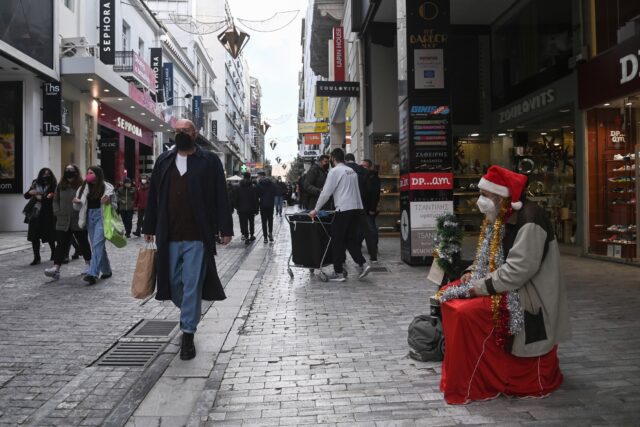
[333,27,344,81]
[399,172,454,191]
[304,133,322,145]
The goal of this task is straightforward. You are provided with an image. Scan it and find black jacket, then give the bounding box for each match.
[143,146,233,302]
[303,164,328,210]
[256,177,277,209]
[276,181,288,197]
[363,170,381,213]
[233,179,259,214]
[345,162,369,206]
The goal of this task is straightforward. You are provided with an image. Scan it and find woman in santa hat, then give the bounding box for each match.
[436,165,571,405]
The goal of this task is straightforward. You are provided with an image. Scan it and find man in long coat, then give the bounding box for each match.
[143,119,233,360]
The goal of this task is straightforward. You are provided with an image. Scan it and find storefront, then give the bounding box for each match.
[97,103,154,185]
[453,74,580,245]
[579,35,639,264]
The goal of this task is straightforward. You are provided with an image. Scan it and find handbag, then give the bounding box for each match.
[103,204,127,248]
[131,242,156,299]
[23,198,41,224]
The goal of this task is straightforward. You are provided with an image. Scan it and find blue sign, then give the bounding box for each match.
[192,95,203,131]
[163,63,174,106]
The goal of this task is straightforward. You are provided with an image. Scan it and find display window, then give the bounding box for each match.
[586,97,638,262]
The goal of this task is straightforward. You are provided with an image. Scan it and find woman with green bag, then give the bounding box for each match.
[73,166,117,285]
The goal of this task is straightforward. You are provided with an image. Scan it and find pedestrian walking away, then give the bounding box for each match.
[303,155,330,211]
[143,119,233,361]
[73,166,117,285]
[116,177,136,237]
[256,171,277,243]
[275,176,287,216]
[309,148,371,282]
[345,153,378,263]
[361,159,381,262]
[44,164,91,280]
[133,175,150,237]
[23,168,57,265]
[233,172,259,244]
[435,165,571,404]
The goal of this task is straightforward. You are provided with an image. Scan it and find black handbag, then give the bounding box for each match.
[23,198,41,223]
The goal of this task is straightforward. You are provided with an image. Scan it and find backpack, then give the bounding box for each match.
[407,315,444,362]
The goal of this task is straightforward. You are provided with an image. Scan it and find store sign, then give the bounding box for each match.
[399,172,453,191]
[163,63,174,106]
[116,117,143,137]
[99,0,115,64]
[99,138,118,150]
[498,89,556,124]
[410,201,454,229]
[316,81,360,97]
[300,148,321,158]
[150,48,163,101]
[192,96,203,131]
[333,27,345,81]
[610,130,626,144]
[315,96,329,119]
[298,122,328,133]
[303,133,322,145]
[414,49,444,89]
[619,52,640,85]
[42,82,61,136]
[133,51,157,93]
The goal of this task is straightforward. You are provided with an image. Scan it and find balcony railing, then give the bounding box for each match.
[113,50,156,93]
[113,51,135,72]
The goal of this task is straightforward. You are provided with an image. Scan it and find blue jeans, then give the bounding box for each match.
[169,241,207,333]
[86,207,111,278]
[274,196,284,215]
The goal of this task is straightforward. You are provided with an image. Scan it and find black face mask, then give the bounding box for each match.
[64,170,77,180]
[322,163,329,171]
[175,132,194,151]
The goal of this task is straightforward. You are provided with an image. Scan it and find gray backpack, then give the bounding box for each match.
[407,315,444,362]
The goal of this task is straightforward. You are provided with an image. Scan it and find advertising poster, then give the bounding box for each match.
[414,49,444,89]
[0,82,23,194]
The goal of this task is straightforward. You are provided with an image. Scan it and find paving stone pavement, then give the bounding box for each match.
[198,219,640,426]
[0,215,266,426]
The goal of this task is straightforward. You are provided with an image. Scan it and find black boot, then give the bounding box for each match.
[30,242,41,265]
[180,333,196,360]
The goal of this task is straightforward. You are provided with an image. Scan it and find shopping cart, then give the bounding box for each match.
[285,211,336,282]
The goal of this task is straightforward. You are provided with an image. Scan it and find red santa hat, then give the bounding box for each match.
[478,165,528,210]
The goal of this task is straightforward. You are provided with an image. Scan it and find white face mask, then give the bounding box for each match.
[477,195,497,221]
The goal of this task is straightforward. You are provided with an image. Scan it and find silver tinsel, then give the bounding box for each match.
[507,290,524,336]
[439,281,472,302]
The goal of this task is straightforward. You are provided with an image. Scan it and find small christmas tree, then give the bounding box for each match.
[432,213,463,285]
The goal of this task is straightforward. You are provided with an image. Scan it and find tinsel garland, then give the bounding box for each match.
[434,204,524,349]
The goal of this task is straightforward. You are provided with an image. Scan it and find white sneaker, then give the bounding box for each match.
[44,267,60,280]
[327,272,346,282]
[358,263,371,279]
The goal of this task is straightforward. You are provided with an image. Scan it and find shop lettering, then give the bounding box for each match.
[410,30,448,48]
[116,117,142,137]
[499,89,555,124]
[610,130,626,144]
[101,2,112,51]
[43,123,60,133]
[619,51,640,84]
[0,183,13,190]
[413,176,450,186]
[334,28,343,69]
[411,105,450,114]
[44,82,60,95]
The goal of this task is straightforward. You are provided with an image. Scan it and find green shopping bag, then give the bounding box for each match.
[103,204,127,248]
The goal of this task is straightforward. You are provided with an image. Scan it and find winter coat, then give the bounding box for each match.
[303,164,328,210]
[116,186,136,211]
[24,180,56,243]
[363,170,381,213]
[142,146,233,302]
[74,182,117,229]
[276,182,288,197]
[256,177,277,209]
[233,179,259,214]
[53,184,82,232]
[135,185,150,210]
[473,200,571,357]
[345,162,369,206]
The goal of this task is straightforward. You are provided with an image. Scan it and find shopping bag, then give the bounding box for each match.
[103,204,127,248]
[131,243,156,299]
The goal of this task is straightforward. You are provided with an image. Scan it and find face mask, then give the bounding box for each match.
[322,163,329,171]
[43,175,51,181]
[174,132,194,151]
[477,195,497,220]
[124,183,131,187]
[141,180,147,185]
[86,174,96,184]
[64,170,77,180]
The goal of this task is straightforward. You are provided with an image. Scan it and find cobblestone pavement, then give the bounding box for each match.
[199,220,640,426]
[0,215,265,426]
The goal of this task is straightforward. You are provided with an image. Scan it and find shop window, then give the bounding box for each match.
[593,0,640,55]
[122,22,130,51]
[0,0,54,68]
[587,100,638,261]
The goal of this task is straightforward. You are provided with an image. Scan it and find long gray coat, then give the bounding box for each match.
[474,200,572,357]
[142,146,233,301]
[53,186,82,232]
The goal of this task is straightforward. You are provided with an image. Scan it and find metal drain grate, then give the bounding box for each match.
[129,320,178,337]
[95,342,164,367]
[369,266,389,272]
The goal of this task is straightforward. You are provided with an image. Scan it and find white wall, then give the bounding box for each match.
[369,43,398,134]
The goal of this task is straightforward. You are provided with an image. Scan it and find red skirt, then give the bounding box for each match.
[439,287,563,405]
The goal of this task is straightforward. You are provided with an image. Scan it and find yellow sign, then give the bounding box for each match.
[346,121,351,134]
[298,122,329,134]
[314,97,329,119]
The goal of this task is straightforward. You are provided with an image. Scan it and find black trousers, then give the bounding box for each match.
[260,206,274,237]
[135,209,145,234]
[357,211,377,259]
[119,210,134,236]
[331,210,366,273]
[53,229,91,265]
[238,212,255,237]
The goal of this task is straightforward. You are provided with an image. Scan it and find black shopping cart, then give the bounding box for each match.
[285,211,335,282]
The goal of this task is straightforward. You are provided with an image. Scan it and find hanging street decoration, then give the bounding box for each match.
[276,156,282,164]
[282,164,287,170]
[218,23,250,59]
[270,140,277,150]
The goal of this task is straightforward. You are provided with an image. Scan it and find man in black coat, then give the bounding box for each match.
[361,159,381,261]
[345,153,378,262]
[256,171,277,243]
[233,172,259,244]
[143,119,233,360]
[303,155,330,210]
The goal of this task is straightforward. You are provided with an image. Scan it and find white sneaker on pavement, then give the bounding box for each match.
[44,267,60,280]
[327,272,346,282]
[357,263,371,279]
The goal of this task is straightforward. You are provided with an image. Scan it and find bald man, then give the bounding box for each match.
[143,119,233,360]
